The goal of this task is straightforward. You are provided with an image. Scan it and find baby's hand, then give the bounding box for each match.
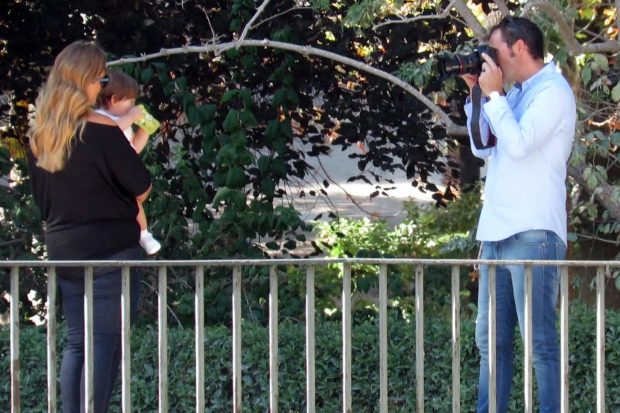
[128,106,144,123]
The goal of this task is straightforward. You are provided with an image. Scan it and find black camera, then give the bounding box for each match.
[437,45,497,77]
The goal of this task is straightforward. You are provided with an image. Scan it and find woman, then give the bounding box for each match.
[28,41,151,413]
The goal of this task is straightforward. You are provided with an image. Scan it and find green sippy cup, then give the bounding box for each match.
[135,104,160,135]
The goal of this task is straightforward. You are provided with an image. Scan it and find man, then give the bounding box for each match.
[461,16,576,413]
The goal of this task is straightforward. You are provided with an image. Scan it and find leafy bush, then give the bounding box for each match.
[1,303,618,412]
[310,190,483,320]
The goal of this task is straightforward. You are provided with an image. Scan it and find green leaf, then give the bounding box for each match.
[201,122,216,140]
[239,109,258,127]
[285,88,300,106]
[611,83,620,102]
[260,178,275,198]
[221,89,239,104]
[175,76,188,90]
[226,167,248,187]
[272,89,286,108]
[187,105,201,126]
[271,158,287,177]
[265,120,279,140]
[140,67,154,83]
[593,54,609,72]
[581,66,592,86]
[257,156,271,175]
[182,93,195,112]
[212,187,232,205]
[198,104,217,122]
[223,109,240,132]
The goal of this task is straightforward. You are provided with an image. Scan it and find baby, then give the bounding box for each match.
[96,70,161,255]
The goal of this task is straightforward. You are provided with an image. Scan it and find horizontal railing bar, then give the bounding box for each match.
[3,257,613,413]
[1,258,619,268]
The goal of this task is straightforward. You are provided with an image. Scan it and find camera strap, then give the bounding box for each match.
[470,84,496,149]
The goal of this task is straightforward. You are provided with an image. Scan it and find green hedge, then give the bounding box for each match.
[1,303,619,412]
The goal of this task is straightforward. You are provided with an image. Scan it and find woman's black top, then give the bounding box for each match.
[28,122,151,261]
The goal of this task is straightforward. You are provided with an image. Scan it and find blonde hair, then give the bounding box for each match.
[96,70,140,108]
[29,41,107,172]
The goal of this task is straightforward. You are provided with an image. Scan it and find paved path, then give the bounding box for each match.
[288,145,443,228]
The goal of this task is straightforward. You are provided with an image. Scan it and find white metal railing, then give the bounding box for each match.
[2,258,618,413]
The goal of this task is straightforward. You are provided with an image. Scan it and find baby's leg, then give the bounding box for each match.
[136,199,161,254]
[136,200,147,231]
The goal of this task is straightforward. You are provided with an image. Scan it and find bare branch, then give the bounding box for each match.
[197,5,217,43]
[252,6,313,30]
[492,0,511,17]
[237,0,273,47]
[373,0,487,39]
[521,1,620,54]
[451,0,487,39]
[569,164,620,221]
[617,0,620,36]
[575,233,620,246]
[373,0,458,30]
[108,39,467,136]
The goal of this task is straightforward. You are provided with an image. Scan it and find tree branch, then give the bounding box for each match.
[108,39,467,136]
[493,0,511,17]
[452,0,487,39]
[252,6,313,30]
[373,0,458,30]
[237,0,273,47]
[569,164,620,222]
[521,1,620,55]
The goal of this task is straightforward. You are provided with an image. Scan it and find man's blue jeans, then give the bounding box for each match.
[476,230,566,413]
[57,247,142,413]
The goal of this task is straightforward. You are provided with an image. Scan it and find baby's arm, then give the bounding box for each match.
[115,106,144,132]
[132,128,149,153]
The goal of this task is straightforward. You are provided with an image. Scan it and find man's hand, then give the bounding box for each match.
[478,53,503,97]
[461,73,479,95]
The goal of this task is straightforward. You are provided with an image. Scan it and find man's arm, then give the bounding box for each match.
[462,73,494,159]
[483,85,574,159]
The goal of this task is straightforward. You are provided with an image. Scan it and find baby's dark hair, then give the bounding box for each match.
[96,69,140,108]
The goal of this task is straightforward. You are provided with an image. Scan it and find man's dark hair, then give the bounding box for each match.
[489,16,544,60]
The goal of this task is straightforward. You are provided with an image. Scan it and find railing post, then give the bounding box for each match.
[10,266,20,413]
[195,266,205,413]
[560,265,569,413]
[379,264,388,413]
[451,265,460,413]
[342,264,352,413]
[84,266,94,413]
[158,266,169,413]
[488,265,496,413]
[47,267,57,413]
[121,266,132,413]
[232,266,242,413]
[415,265,424,413]
[306,266,316,413]
[596,266,605,413]
[269,266,279,413]
[524,265,533,413]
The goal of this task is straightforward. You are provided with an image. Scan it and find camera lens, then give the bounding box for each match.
[438,52,482,77]
[437,45,496,77]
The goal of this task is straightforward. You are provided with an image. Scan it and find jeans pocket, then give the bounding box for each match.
[512,230,547,245]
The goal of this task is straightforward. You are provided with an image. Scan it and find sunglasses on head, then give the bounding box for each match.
[98,75,110,88]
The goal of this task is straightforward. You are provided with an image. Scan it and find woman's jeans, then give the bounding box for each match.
[476,230,566,413]
[57,247,142,413]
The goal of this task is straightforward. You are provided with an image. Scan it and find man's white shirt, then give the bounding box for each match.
[464,62,576,245]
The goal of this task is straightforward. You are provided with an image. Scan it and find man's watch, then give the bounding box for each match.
[488,91,501,100]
